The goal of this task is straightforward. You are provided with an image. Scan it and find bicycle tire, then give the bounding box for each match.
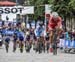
[53,30,57,55]
[53,44,57,55]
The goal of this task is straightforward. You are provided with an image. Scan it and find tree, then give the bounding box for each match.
[48,0,75,31]
[69,0,75,16]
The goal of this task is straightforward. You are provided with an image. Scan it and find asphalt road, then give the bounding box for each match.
[0,42,75,62]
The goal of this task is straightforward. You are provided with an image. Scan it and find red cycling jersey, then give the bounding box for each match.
[48,16,62,30]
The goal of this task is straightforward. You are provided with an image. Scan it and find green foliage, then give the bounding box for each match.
[69,0,75,9]
[23,0,75,20]
[48,0,75,17]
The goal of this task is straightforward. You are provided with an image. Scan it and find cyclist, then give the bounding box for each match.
[30,28,37,51]
[18,31,24,53]
[25,29,30,43]
[48,12,62,52]
[25,29,31,52]
[36,24,45,53]
[37,34,45,53]
[13,32,18,52]
[30,28,34,43]
[5,36,10,53]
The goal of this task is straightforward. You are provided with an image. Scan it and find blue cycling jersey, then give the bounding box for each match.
[14,30,25,41]
[36,27,44,37]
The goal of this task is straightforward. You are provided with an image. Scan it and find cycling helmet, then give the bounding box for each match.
[52,12,59,18]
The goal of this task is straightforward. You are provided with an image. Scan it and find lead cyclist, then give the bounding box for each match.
[48,12,63,52]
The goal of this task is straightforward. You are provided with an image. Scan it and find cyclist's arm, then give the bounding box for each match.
[57,17,62,29]
[57,17,63,36]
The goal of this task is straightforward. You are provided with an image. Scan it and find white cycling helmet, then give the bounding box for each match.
[52,12,59,18]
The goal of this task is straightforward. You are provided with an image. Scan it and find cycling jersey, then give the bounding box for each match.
[36,26,44,37]
[48,16,62,30]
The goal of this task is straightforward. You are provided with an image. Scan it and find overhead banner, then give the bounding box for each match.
[0,6,34,14]
[1,6,34,21]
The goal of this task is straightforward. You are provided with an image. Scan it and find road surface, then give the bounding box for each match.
[0,42,75,62]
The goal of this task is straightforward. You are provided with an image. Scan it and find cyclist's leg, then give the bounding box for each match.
[19,41,21,48]
[15,38,19,48]
[49,30,54,52]
[5,42,9,53]
[19,41,23,53]
[35,38,38,52]
[50,30,54,46]
[34,40,37,51]
[46,41,50,53]
[22,41,24,48]
[42,37,45,52]
[19,40,21,48]
[0,41,2,47]
[19,36,24,51]
[13,41,16,52]
[20,41,23,49]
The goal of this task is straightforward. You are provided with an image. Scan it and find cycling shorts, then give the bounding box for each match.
[5,38,10,43]
[45,36,49,41]
[19,36,24,41]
